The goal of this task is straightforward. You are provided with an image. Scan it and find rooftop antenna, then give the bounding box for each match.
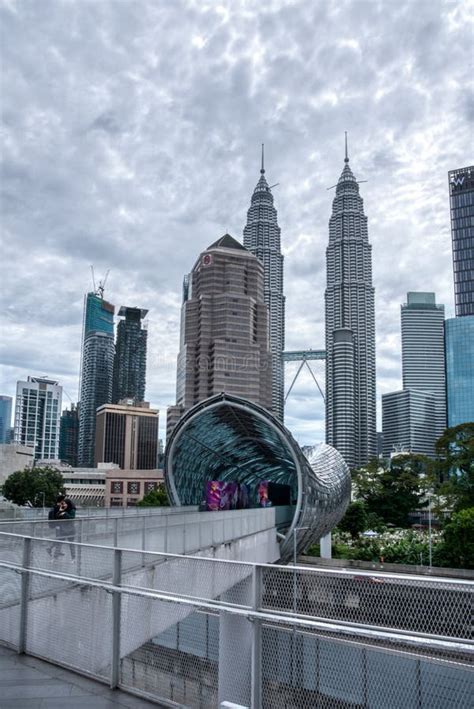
[344,131,349,163]
[261,143,265,174]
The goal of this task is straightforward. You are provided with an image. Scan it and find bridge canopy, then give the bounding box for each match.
[165,394,350,561]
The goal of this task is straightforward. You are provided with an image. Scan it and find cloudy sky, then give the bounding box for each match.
[1,0,472,445]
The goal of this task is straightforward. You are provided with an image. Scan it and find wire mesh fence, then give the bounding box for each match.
[0,540,473,709]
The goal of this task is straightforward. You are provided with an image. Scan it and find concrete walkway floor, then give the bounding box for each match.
[0,645,165,709]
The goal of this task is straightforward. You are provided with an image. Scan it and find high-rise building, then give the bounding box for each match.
[401,292,446,439]
[14,377,62,460]
[382,390,437,458]
[325,138,376,468]
[78,292,115,467]
[113,307,148,404]
[243,147,285,420]
[0,396,12,444]
[95,400,158,470]
[59,403,79,466]
[167,234,273,437]
[445,316,474,427]
[448,166,474,317]
[382,292,446,458]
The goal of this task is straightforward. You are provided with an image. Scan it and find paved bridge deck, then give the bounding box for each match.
[0,645,163,709]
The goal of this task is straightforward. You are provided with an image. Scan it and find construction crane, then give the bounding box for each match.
[90,265,110,298]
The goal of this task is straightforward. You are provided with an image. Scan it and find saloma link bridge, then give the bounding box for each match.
[0,395,473,708]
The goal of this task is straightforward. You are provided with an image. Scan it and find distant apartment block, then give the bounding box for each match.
[78,292,115,467]
[14,377,62,460]
[113,306,148,404]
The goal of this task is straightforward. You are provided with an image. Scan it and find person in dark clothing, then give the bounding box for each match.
[55,498,76,560]
[47,495,65,558]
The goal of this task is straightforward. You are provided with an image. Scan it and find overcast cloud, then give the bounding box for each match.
[1,0,472,445]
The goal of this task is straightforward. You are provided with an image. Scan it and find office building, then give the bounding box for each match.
[78,292,115,467]
[445,316,474,427]
[401,292,446,439]
[167,234,273,437]
[243,147,285,420]
[0,396,12,444]
[59,403,79,466]
[113,306,148,404]
[105,468,164,507]
[14,377,62,460]
[448,166,474,317]
[325,138,376,468]
[382,390,437,458]
[95,400,159,470]
[0,444,34,485]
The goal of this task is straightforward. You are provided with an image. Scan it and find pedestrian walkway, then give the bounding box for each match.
[0,645,163,708]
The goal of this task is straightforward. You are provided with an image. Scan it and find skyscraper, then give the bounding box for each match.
[59,403,79,466]
[0,396,12,444]
[445,317,474,427]
[325,138,376,468]
[113,306,148,404]
[95,400,158,470]
[167,234,273,437]
[14,377,62,460]
[448,166,474,316]
[401,292,446,439]
[78,292,115,467]
[446,166,474,428]
[382,292,446,457]
[243,146,285,420]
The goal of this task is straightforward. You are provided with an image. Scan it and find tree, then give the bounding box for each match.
[2,466,65,508]
[434,508,474,569]
[435,423,474,512]
[338,501,368,539]
[353,454,430,528]
[137,484,170,507]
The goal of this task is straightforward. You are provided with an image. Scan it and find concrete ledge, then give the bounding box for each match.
[298,555,474,580]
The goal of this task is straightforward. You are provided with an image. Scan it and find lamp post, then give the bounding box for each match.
[428,492,432,569]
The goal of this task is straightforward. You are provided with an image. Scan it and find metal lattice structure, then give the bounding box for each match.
[164,393,351,561]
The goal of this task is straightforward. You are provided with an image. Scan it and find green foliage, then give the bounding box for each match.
[435,423,474,512]
[1,466,65,508]
[338,501,368,538]
[433,508,474,569]
[136,484,170,507]
[353,454,430,527]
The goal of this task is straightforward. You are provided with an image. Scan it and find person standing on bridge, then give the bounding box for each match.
[54,498,77,561]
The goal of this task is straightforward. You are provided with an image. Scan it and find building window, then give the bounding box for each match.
[111,481,123,494]
[144,481,158,493]
[127,481,140,495]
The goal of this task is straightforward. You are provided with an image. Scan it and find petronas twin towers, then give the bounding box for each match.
[244,140,376,468]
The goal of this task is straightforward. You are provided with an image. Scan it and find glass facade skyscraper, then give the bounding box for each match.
[59,403,79,466]
[449,166,474,316]
[382,389,437,458]
[325,142,376,468]
[78,292,115,467]
[243,148,285,420]
[113,307,148,404]
[0,396,12,444]
[445,316,474,427]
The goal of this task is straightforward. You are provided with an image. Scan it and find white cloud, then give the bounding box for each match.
[0,0,471,444]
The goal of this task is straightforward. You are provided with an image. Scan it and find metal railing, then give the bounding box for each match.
[0,504,200,521]
[0,542,472,709]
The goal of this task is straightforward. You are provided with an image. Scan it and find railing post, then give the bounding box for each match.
[18,537,31,654]
[110,548,122,688]
[251,564,262,709]
[113,516,119,547]
[77,519,84,576]
[141,515,146,551]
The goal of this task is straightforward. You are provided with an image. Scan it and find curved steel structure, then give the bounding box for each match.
[164,393,350,561]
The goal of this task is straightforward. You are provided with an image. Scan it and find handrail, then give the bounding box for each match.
[1,560,472,658]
